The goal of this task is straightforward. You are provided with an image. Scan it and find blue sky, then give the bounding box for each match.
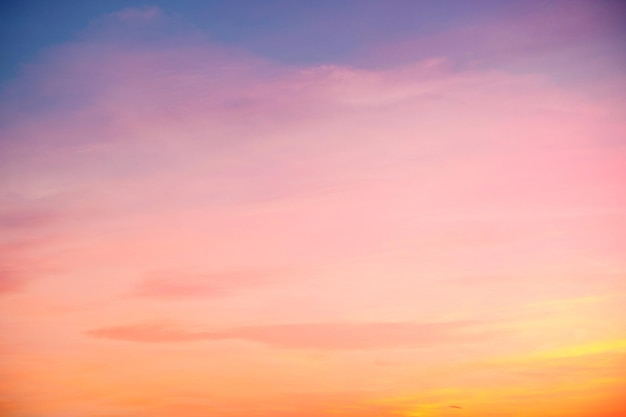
[0,0,559,83]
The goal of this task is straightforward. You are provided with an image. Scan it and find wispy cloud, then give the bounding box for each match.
[86,320,493,349]
[0,208,60,230]
[0,241,54,296]
[131,269,285,298]
[362,0,625,79]
[0,267,24,295]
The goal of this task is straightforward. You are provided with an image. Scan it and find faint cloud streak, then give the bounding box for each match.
[86,320,493,350]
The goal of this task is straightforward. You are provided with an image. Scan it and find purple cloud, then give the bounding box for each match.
[0,208,60,230]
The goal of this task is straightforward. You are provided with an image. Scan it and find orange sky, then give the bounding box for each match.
[1,2,625,416]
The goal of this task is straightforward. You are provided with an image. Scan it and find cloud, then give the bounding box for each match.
[112,6,164,22]
[86,320,492,350]
[361,0,625,78]
[0,207,60,230]
[0,267,25,295]
[131,269,285,298]
[0,241,50,296]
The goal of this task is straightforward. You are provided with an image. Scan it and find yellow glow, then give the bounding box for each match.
[535,338,626,359]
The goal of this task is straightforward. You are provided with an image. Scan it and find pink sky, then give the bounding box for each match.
[1,4,625,417]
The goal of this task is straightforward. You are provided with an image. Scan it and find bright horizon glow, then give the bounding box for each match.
[1,2,625,416]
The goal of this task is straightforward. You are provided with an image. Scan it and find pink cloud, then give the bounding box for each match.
[0,207,62,232]
[86,320,494,350]
[131,269,285,298]
[0,267,24,295]
[0,241,56,296]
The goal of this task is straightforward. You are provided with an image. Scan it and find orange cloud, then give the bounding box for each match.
[87,320,494,350]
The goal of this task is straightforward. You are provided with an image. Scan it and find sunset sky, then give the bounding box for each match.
[1,1,625,416]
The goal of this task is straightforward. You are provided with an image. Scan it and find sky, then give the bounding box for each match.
[0,1,625,416]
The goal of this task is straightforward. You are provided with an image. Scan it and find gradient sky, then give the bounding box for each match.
[1,1,625,416]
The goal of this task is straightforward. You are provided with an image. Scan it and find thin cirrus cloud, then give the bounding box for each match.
[0,267,24,295]
[131,269,286,298]
[361,0,625,78]
[0,208,61,230]
[86,320,493,350]
[0,240,55,296]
